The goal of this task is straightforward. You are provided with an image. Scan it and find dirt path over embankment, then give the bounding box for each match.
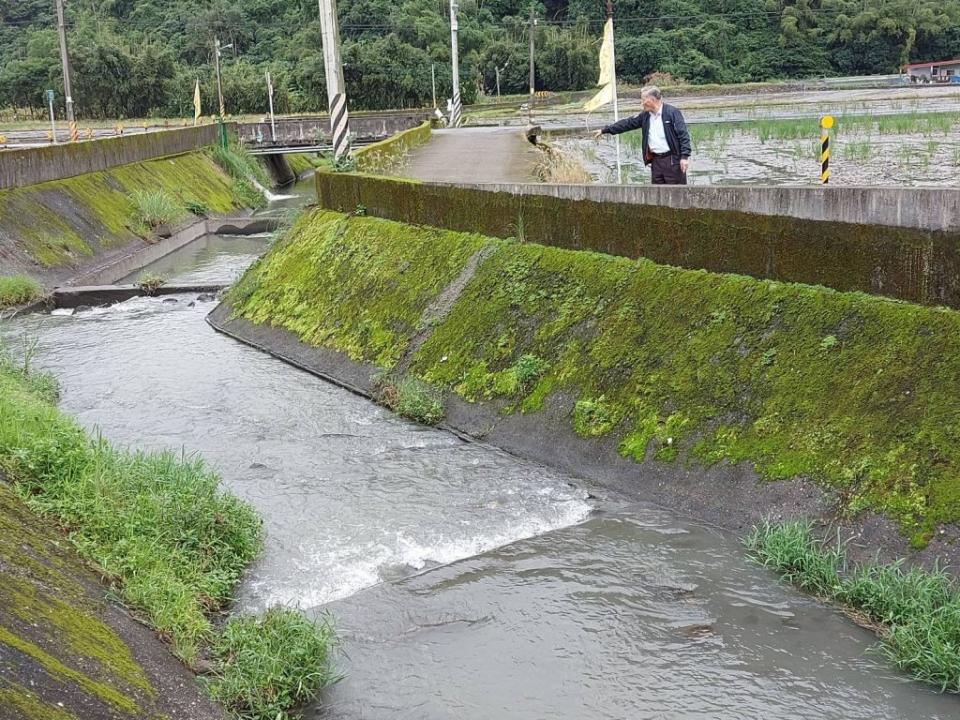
[398,127,540,183]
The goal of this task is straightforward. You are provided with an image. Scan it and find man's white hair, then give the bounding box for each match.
[640,85,663,100]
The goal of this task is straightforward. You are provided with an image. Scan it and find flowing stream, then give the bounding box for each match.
[3,175,957,718]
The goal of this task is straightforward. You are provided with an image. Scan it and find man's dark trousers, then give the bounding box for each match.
[650,153,686,185]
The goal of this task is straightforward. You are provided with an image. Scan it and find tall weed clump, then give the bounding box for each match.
[210,143,269,209]
[0,275,41,308]
[747,520,960,692]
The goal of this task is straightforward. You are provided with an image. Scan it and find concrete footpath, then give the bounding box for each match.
[399,127,540,183]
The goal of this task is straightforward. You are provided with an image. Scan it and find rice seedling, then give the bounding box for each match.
[841,140,874,161]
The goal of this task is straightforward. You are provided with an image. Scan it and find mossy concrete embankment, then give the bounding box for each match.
[212,208,960,571]
[316,172,960,309]
[0,480,223,720]
[0,151,247,291]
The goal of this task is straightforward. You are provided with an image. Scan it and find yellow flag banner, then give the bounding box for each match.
[584,18,615,112]
[193,79,202,124]
[597,18,614,86]
[583,82,614,113]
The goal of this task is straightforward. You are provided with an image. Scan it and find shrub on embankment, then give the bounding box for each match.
[0,345,337,718]
[748,520,960,692]
[0,151,249,276]
[229,209,960,550]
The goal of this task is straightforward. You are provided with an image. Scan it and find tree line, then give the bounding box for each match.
[1,0,958,120]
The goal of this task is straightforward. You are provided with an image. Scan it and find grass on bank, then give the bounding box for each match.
[206,608,339,720]
[0,276,41,308]
[0,340,338,718]
[129,190,185,232]
[210,143,269,209]
[747,520,960,692]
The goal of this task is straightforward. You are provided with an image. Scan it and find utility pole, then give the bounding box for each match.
[528,5,536,123]
[266,71,277,141]
[214,38,226,118]
[449,0,462,127]
[318,0,352,160]
[607,0,622,184]
[495,60,509,101]
[55,0,75,124]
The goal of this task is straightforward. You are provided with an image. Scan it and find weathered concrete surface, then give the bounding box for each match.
[0,152,243,291]
[237,111,431,152]
[481,182,960,233]
[316,172,960,308]
[0,481,223,720]
[0,126,219,190]
[398,127,540,183]
[67,216,273,288]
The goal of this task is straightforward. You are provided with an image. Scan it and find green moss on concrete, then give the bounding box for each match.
[285,152,327,177]
[0,483,153,716]
[232,209,486,367]
[0,626,139,714]
[7,586,153,694]
[0,151,244,269]
[313,172,960,310]
[0,682,77,720]
[236,211,960,546]
[354,122,431,174]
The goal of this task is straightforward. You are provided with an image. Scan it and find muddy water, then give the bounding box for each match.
[316,507,958,719]
[4,177,958,717]
[118,233,272,285]
[7,298,591,609]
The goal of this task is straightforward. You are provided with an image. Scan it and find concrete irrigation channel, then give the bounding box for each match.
[4,124,960,717]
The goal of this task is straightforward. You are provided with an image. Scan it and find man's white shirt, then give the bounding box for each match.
[648,107,670,154]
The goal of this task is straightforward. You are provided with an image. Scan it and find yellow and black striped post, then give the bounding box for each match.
[69,121,78,142]
[819,115,833,184]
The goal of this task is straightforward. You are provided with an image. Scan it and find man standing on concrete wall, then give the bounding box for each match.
[594,86,691,185]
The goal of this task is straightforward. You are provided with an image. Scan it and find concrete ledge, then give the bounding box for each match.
[53,284,226,309]
[67,215,274,287]
[471,182,960,233]
[0,126,220,189]
[70,219,210,286]
[316,172,960,308]
[207,217,280,235]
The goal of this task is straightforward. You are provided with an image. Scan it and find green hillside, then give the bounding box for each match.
[1,0,958,118]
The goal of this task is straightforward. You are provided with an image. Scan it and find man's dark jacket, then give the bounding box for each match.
[601,104,691,165]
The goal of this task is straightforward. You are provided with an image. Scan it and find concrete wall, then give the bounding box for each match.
[354,122,432,173]
[316,172,960,308]
[0,125,220,190]
[236,112,431,149]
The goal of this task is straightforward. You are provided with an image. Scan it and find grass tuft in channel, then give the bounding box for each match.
[0,275,41,308]
[129,190,185,231]
[376,374,445,425]
[205,608,339,720]
[746,520,960,691]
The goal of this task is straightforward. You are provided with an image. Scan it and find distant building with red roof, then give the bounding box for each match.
[901,58,960,83]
